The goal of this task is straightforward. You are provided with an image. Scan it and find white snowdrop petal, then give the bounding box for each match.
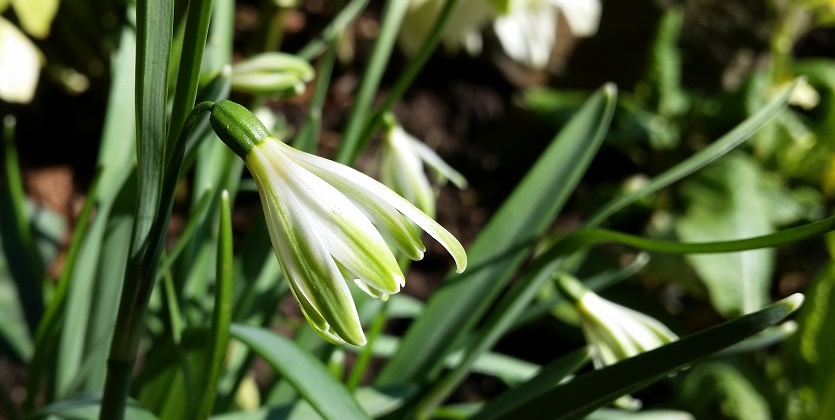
[284,146,468,273]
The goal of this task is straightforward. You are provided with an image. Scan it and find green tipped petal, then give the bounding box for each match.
[284,147,468,273]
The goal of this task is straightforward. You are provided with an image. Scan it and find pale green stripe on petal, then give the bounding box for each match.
[270,142,405,294]
[284,146,468,273]
[383,130,436,217]
[335,160,426,262]
[247,145,367,346]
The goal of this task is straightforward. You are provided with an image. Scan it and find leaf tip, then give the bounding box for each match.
[603,82,618,98]
[780,293,804,313]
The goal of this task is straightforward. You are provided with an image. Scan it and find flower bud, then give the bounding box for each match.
[209,100,271,158]
[231,52,314,96]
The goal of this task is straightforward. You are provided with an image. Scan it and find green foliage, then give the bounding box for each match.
[2,1,833,420]
[679,362,772,420]
[677,153,775,317]
[782,262,835,420]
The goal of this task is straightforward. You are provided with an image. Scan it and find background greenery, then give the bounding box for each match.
[1,0,834,418]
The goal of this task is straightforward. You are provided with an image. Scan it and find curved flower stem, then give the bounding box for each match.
[99,102,214,420]
[335,0,409,164]
[352,0,461,163]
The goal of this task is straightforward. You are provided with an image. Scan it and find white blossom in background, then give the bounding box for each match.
[399,0,602,70]
[0,17,42,103]
[399,0,495,57]
[493,0,602,69]
[557,274,678,409]
[0,0,60,103]
[380,118,467,218]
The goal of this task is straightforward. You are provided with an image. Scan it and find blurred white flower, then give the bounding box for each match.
[557,274,677,409]
[494,0,602,69]
[399,0,601,70]
[380,120,467,218]
[2,0,60,39]
[0,16,42,103]
[210,100,467,346]
[231,52,314,97]
[399,0,494,56]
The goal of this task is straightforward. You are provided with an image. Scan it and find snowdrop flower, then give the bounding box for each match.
[231,52,314,97]
[209,100,467,346]
[399,0,600,70]
[0,17,42,103]
[380,117,467,218]
[557,274,677,408]
[399,0,495,57]
[494,0,602,69]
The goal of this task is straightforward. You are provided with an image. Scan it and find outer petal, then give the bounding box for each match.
[551,0,602,37]
[352,194,426,263]
[493,1,558,69]
[247,144,367,345]
[283,145,468,273]
[383,127,436,217]
[259,139,404,295]
[406,134,468,189]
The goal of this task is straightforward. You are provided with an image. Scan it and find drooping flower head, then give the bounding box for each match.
[380,115,467,218]
[210,100,467,346]
[556,274,678,408]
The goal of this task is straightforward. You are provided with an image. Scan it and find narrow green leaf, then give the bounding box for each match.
[551,216,835,256]
[297,0,369,61]
[0,116,44,338]
[25,167,103,406]
[475,348,591,418]
[56,25,136,397]
[230,324,370,420]
[376,84,617,387]
[477,294,803,420]
[194,191,235,419]
[167,0,213,162]
[34,395,158,420]
[211,386,411,420]
[586,408,694,420]
[585,79,799,228]
[335,0,410,164]
[101,0,174,416]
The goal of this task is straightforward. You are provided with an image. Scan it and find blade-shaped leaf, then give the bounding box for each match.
[230,324,369,420]
[475,347,591,418]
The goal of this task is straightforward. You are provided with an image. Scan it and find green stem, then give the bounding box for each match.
[335,0,409,164]
[294,42,338,153]
[346,300,390,390]
[263,6,287,52]
[168,0,214,161]
[0,116,44,336]
[297,0,370,61]
[193,190,234,419]
[100,102,213,420]
[351,0,460,162]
